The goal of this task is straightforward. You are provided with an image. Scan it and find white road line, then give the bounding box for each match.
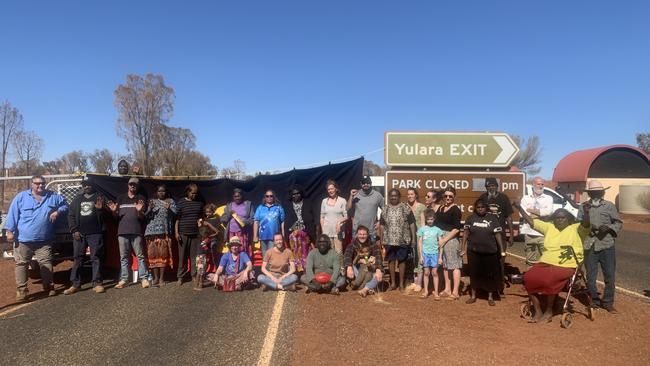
[256,291,286,366]
[506,251,649,300]
[0,302,33,318]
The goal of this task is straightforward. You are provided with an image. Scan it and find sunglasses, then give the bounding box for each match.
[128,183,138,186]
[265,195,274,198]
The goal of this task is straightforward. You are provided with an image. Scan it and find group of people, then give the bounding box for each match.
[5,173,623,323]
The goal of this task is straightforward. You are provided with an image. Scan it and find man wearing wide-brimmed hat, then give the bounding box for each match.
[214,236,253,291]
[581,180,622,314]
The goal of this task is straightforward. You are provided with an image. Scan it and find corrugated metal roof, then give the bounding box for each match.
[552,144,650,182]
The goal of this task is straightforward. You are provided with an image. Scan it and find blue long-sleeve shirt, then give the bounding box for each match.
[5,189,69,243]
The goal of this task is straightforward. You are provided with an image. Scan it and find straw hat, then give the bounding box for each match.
[227,236,242,247]
[585,180,610,191]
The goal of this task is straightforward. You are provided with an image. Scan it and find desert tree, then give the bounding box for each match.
[636,132,650,155]
[221,159,247,179]
[183,150,218,176]
[0,101,24,203]
[157,126,198,176]
[12,130,43,176]
[510,135,542,176]
[89,149,117,174]
[114,73,174,175]
[57,150,89,173]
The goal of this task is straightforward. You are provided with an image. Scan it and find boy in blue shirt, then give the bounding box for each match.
[417,209,444,300]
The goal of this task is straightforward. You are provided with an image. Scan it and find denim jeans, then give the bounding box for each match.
[118,235,147,282]
[70,233,104,287]
[257,273,298,290]
[260,240,274,257]
[353,265,379,290]
[585,246,616,307]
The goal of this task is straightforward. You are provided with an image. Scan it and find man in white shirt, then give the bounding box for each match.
[519,177,553,268]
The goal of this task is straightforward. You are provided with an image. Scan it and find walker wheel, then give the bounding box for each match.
[560,313,573,329]
[520,303,534,320]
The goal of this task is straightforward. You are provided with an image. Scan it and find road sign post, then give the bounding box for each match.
[385,132,519,168]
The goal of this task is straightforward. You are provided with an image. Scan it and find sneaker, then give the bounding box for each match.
[115,280,127,289]
[3,250,14,259]
[45,287,57,297]
[63,286,79,295]
[93,285,106,294]
[16,289,28,302]
[141,279,150,288]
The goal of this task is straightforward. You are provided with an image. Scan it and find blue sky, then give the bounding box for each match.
[1,0,648,179]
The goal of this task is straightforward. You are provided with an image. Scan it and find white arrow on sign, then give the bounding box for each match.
[493,135,518,164]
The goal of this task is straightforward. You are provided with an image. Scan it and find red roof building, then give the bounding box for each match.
[552,145,650,203]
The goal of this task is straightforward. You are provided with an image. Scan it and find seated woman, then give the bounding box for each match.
[214,236,253,291]
[257,234,298,291]
[513,202,591,323]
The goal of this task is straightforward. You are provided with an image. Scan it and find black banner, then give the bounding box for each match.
[86,157,364,217]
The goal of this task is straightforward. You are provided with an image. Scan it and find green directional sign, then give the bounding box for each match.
[385,132,519,168]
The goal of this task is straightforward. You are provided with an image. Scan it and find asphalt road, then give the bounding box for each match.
[508,229,650,296]
[0,282,298,366]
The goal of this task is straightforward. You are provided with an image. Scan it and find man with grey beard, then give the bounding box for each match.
[519,177,553,268]
[478,177,513,294]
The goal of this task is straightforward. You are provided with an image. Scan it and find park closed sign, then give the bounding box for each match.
[385,132,519,168]
[386,171,525,222]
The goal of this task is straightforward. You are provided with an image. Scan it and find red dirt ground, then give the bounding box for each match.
[291,256,650,365]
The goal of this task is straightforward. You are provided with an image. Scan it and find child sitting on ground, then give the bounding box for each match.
[352,246,377,290]
[417,209,444,300]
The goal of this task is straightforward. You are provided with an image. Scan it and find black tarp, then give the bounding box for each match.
[86,157,364,211]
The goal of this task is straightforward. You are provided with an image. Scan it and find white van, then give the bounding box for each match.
[524,184,580,219]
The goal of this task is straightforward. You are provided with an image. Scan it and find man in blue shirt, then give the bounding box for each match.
[5,175,68,301]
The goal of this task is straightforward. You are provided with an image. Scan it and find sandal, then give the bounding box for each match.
[433,294,441,301]
[419,293,429,299]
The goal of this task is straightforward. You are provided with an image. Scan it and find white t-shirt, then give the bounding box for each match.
[519,193,553,236]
